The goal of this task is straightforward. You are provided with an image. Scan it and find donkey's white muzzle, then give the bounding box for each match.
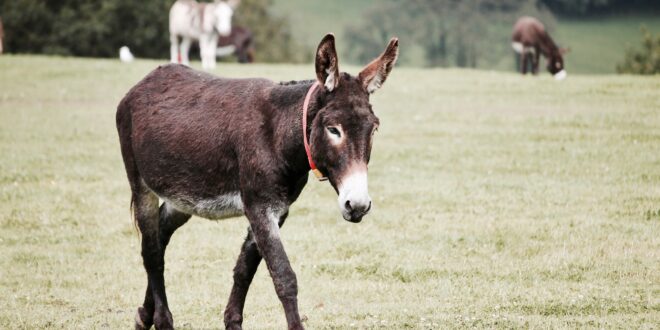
[554,70,567,81]
[338,171,372,223]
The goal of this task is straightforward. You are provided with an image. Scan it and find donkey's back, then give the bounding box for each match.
[120,64,271,122]
[512,16,546,46]
[116,64,272,218]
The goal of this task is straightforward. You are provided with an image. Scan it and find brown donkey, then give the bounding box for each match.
[116,34,399,329]
[512,16,568,80]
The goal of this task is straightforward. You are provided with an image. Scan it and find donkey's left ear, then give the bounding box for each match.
[358,37,399,94]
[227,0,240,9]
[315,34,340,92]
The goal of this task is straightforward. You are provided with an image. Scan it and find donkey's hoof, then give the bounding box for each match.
[226,324,242,330]
[153,309,174,330]
[135,307,153,329]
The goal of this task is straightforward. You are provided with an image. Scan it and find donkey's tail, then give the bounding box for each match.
[116,96,140,234]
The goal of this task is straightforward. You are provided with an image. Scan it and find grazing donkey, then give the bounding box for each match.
[512,16,569,80]
[169,0,239,70]
[116,34,399,329]
[217,26,255,63]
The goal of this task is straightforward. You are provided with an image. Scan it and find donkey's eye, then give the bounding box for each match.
[327,127,341,137]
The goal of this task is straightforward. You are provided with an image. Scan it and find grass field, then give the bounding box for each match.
[1,55,659,329]
[271,1,660,74]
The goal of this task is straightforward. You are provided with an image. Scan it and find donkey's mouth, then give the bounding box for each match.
[342,202,371,223]
[344,214,364,223]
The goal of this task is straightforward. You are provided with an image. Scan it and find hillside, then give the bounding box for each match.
[271,1,660,74]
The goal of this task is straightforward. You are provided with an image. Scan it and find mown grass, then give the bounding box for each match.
[0,55,659,329]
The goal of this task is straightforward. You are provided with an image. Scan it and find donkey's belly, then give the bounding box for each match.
[162,192,244,220]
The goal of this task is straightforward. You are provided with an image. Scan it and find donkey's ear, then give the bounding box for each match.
[358,37,399,94]
[315,34,340,92]
[227,0,240,9]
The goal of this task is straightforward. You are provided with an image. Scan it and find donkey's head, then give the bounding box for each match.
[548,47,569,80]
[308,34,398,223]
[212,0,239,36]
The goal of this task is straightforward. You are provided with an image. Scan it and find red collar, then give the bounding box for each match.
[302,81,327,181]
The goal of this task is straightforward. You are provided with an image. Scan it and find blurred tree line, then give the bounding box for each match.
[0,0,305,62]
[344,0,660,69]
[345,0,555,68]
[540,0,659,15]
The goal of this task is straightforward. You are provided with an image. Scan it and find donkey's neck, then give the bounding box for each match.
[267,80,324,178]
[538,32,559,58]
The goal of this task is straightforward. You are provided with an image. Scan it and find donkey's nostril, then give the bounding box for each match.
[365,201,372,213]
[344,200,352,211]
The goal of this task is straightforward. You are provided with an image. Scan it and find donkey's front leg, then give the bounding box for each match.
[170,34,179,64]
[180,37,192,67]
[532,47,541,75]
[244,204,303,330]
[521,53,530,75]
[224,212,289,329]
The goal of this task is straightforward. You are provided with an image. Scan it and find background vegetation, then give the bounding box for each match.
[0,0,302,61]
[0,55,659,328]
[617,27,660,74]
[339,0,660,71]
[1,0,659,73]
[272,0,660,73]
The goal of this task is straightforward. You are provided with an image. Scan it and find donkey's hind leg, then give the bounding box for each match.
[134,189,190,330]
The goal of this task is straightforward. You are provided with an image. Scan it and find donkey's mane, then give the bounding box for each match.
[538,31,560,56]
[278,79,315,86]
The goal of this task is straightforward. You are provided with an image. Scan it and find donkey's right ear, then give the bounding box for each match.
[315,34,340,92]
[358,37,399,94]
[227,0,240,9]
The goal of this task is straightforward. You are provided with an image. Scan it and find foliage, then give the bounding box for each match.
[0,0,303,62]
[617,27,660,75]
[232,0,308,63]
[344,0,554,68]
[539,0,660,15]
[0,0,171,58]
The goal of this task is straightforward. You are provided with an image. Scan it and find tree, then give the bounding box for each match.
[0,0,304,62]
[344,0,554,68]
[231,0,307,63]
[617,26,660,75]
[539,0,660,15]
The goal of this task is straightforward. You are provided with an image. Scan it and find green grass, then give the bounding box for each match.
[271,1,660,74]
[1,55,659,329]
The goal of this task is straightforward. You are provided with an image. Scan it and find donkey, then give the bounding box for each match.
[217,26,255,63]
[116,34,399,329]
[169,0,239,70]
[512,16,568,80]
